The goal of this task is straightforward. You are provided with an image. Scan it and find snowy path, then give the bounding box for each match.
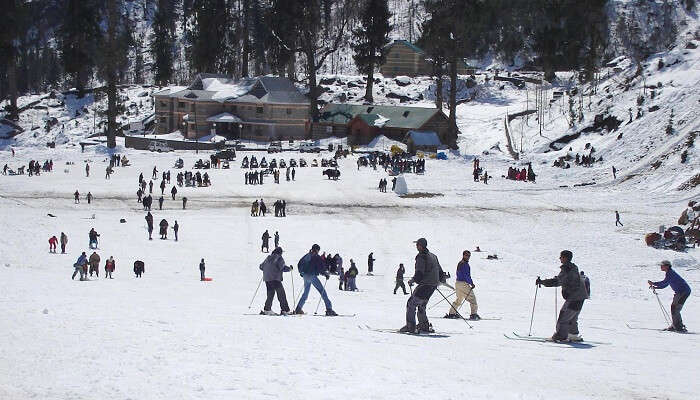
[0,148,698,399]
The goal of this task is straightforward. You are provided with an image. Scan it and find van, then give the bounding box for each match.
[299,141,320,153]
[148,141,173,152]
[268,141,282,153]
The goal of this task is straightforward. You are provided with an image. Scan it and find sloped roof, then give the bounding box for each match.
[206,112,243,123]
[405,130,442,146]
[385,39,425,54]
[318,103,443,130]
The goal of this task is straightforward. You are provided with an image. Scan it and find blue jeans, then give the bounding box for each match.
[347,277,357,291]
[296,275,332,311]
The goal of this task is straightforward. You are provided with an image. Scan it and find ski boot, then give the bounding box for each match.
[567,333,583,342]
[325,309,338,317]
[416,322,435,333]
[399,324,416,334]
[260,310,276,316]
[663,326,676,332]
[548,335,567,343]
[293,308,305,315]
[469,314,481,321]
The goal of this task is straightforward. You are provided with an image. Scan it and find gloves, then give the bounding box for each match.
[535,277,542,286]
[647,280,654,288]
[289,265,294,270]
[324,272,330,280]
[470,283,476,289]
[408,278,415,286]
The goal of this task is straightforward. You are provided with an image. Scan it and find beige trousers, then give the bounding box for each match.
[449,281,477,315]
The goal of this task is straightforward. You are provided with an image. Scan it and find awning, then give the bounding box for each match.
[206,112,243,123]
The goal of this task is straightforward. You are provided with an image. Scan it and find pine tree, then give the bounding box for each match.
[190,0,228,74]
[59,0,102,98]
[1,0,28,119]
[151,0,176,85]
[351,0,392,103]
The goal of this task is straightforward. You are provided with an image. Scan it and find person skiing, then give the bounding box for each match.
[347,260,359,291]
[536,250,589,342]
[159,219,169,239]
[89,251,100,277]
[260,199,267,217]
[615,211,623,227]
[87,192,93,204]
[445,250,480,320]
[60,232,68,253]
[400,238,445,333]
[152,166,158,179]
[182,197,187,210]
[259,247,292,315]
[72,252,88,281]
[85,163,90,177]
[367,252,375,275]
[49,235,58,253]
[105,256,115,279]
[74,190,80,204]
[88,228,100,249]
[294,244,337,316]
[171,186,177,200]
[133,260,145,278]
[274,231,280,248]
[648,260,691,332]
[158,196,164,210]
[145,212,154,240]
[261,230,270,252]
[199,258,206,281]
[394,263,408,295]
[149,180,153,194]
[173,220,179,241]
[160,180,166,195]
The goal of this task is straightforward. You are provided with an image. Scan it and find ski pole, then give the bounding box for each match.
[436,287,472,329]
[554,286,558,329]
[651,287,672,325]
[528,278,540,336]
[428,290,456,310]
[248,277,263,309]
[290,267,296,311]
[314,276,330,315]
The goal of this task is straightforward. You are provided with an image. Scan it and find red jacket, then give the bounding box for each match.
[48,237,58,245]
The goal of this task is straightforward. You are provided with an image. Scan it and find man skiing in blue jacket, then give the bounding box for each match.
[648,260,691,333]
[445,250,480,320]
[294,244,338,316]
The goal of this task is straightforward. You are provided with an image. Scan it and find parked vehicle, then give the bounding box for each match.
[194,159,211,169]
[148,141,173,153]
[250,156,259,169]
[299,141,321,153]
[311,159,319,167]
[241,156,249,168]
[329,159,338,168]
[174,158,184,169]
[215,148,237,160]
[221,160,230,169]
[268,141,282,153]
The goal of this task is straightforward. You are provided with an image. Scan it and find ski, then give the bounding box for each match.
[435,315,501,321]
[312,313,356,317]
[242,313,301,317]
[510,332,610,345]
[626,324,694,334]
[364,325,462,336]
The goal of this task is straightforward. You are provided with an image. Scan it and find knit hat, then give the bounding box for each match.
[660,260,671,267]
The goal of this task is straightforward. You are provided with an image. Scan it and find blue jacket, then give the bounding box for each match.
[298,252,327,276]
[456,260,473,285]
[76,254,87,266]
[653,268,691,294]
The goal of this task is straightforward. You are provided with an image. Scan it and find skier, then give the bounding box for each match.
[445,250,480,320]
[149,180,153,194]
[87,192,92,204]
[158,196,164,210]
[291,168,296,181]
[85,163,90,177]
[261,230,270,252]
[347,261,359,291]
[137,189,143,203]
[105,256,115,279]
[159,219,169,239]
[648,260,691,332]
[294,244,338,316]
[49,235,58,253]
[145,212,154,240]
[133,260,145,278]
[74,190,80,204]
[274,231,280,248]
[182,196,187,210]
[367,252,375,275]
[160,180,166,195]
[199,258,206,281]
[105,166,112,179]
[89,251,100,277]
[88,228,100,249]
[60,232,68,253]
[394,263,408,295]
[615,211,623,227]
[173,220,179,241]
[281,200,286,217]
[152,166,158,179]
[171,186,177,200]
[72,252,88,280]
[612,166,617,179]
[400,238,445,333]
[259,247,292,315]
[536,250,589,342]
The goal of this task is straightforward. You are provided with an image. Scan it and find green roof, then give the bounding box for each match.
[318,103,443,130]
[389,40,425,55]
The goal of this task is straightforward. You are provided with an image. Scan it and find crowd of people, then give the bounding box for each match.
[505,163,536,182]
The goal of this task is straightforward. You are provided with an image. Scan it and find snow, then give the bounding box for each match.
[373,114,390,127]
[0,144,698,399]
[365,135,407,151]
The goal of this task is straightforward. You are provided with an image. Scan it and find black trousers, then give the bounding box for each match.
[394,280,407,294]
[672,291,690,329]
[264,280,290,312]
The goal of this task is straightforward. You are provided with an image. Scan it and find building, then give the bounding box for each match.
[313,103,452,145]
[405,130,443,154]
[153,74,310,140]
[379,40,476,78]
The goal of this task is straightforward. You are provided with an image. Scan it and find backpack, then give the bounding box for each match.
[297,253,312,276]
[581,274,591,299]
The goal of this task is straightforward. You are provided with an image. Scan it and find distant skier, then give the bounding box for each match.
[158,196,164,210]
[615,211,623,227]
[49,235,58,253]
[105,256,115,279]
[400,238,444,333]
[145,212,154,240]
[445,250,480,320]
[199,258,206,281]
[87,192,93,204]
[182,196,187,210]
[536,250,588,342]
[85,163,90,177]
[367,252,375,275]
[133,260,145,278]
[259,247,292,315]
[74,190,80,204]
[274,231,280,248]
[292,168,296,181]
[171,186,177,200]
[160,180,166,195]
[294,244,337,316]
[88,228,100,249]
[72,252,88,280]
[173,220,179,241]
[347,259,359,291]
[394,263,408,295]
[152,166,158,179]
[261,230,270,252]
[648,260,691,333]
[89,251,100,277]
[260,199,267,217]
[149,180,153,194]
[60,232,68,253]
[612,166,617,179]
[137,189,143,203]
[159,219,169,239]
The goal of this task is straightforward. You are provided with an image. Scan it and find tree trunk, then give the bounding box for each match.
[107,78,117,148]
[241,0,250,77]
[364,61,374,103]
[286,52,296,81]
[435,72,443,110]
[305,43,318,139]
[448,55,457,148]
[7,55,18,120]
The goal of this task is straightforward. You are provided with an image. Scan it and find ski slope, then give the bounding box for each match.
[0,145,697,400]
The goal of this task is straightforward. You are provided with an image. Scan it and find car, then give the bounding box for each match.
[215,148,236,160]
[299,141,321,153]
[148,141,173,153]
[268,141,282,153]
[289,158,297,167]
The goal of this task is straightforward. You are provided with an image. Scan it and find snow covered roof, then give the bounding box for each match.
[319,104,443,129]
[155,74,308,105]
[206,112,243,123]
[405,130,442,146]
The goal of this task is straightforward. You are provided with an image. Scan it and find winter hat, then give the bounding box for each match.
[414,238,427,248]
[273,247,283,255]
[312,244,321,252]
[660,260,672,267]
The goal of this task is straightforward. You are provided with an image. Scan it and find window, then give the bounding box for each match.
[230,105,237,113]
[178,102,185,109]
[160,101,167,108]
[286,108,292,115]
[190,103,195,111]
[256,106,264,114]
